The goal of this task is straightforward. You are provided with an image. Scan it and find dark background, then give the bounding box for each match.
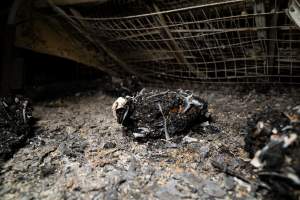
[0,1,108,99]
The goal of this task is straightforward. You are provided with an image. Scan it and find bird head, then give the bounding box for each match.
[112,97,127,120]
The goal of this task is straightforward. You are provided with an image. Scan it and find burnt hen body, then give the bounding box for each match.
[245,105,300,199]
[113,89,210,139]
[0,96,33,160]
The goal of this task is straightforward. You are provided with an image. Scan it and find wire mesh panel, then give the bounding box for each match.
[51,0,300,84]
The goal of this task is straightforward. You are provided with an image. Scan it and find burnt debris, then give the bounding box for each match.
[0,96,33,161]
[244,107,290,158]
[244,105,300,199]
[112,89,210,140]
[106,76,143,97]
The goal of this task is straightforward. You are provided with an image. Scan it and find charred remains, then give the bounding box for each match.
[0,96,33,161]
[245,105,300,199]
[112,89,210,140]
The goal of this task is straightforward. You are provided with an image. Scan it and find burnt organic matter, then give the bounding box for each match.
[112,89,211,140]
[0,95,33,162]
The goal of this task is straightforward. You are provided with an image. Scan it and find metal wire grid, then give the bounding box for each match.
[56,0,300,83]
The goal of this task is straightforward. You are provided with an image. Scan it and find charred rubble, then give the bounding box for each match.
[244,107,291,158]
[112,89,211,140]
[244,105,300,199]
[0,96,33,162]
[106,75,143,97]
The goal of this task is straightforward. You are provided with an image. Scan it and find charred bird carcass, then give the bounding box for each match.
[244,105,300,199]
[112,89,210,140]
[0,96,33,161]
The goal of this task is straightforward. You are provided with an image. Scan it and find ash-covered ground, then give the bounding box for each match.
[0,86,299,200]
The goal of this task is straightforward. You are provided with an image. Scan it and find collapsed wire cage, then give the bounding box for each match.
[48,0,300,84]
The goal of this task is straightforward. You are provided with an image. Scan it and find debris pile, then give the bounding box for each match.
[107,76,143,97]
[112,89,210,140]
[244,107,290,157]
[245,105,300,199]
[0,96,33,161]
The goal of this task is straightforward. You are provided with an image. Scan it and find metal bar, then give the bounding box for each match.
[69,0,248,21]
[48,0,150,81]
[152,3,196,75]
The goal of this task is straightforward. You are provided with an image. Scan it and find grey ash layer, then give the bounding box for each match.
[0,86,299,200]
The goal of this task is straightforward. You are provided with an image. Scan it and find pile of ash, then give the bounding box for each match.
[112,89,211,140]
[245,105,300,199]
[0,96,33,161]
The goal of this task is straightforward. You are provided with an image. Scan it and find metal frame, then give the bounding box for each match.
[41,0,300,84]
